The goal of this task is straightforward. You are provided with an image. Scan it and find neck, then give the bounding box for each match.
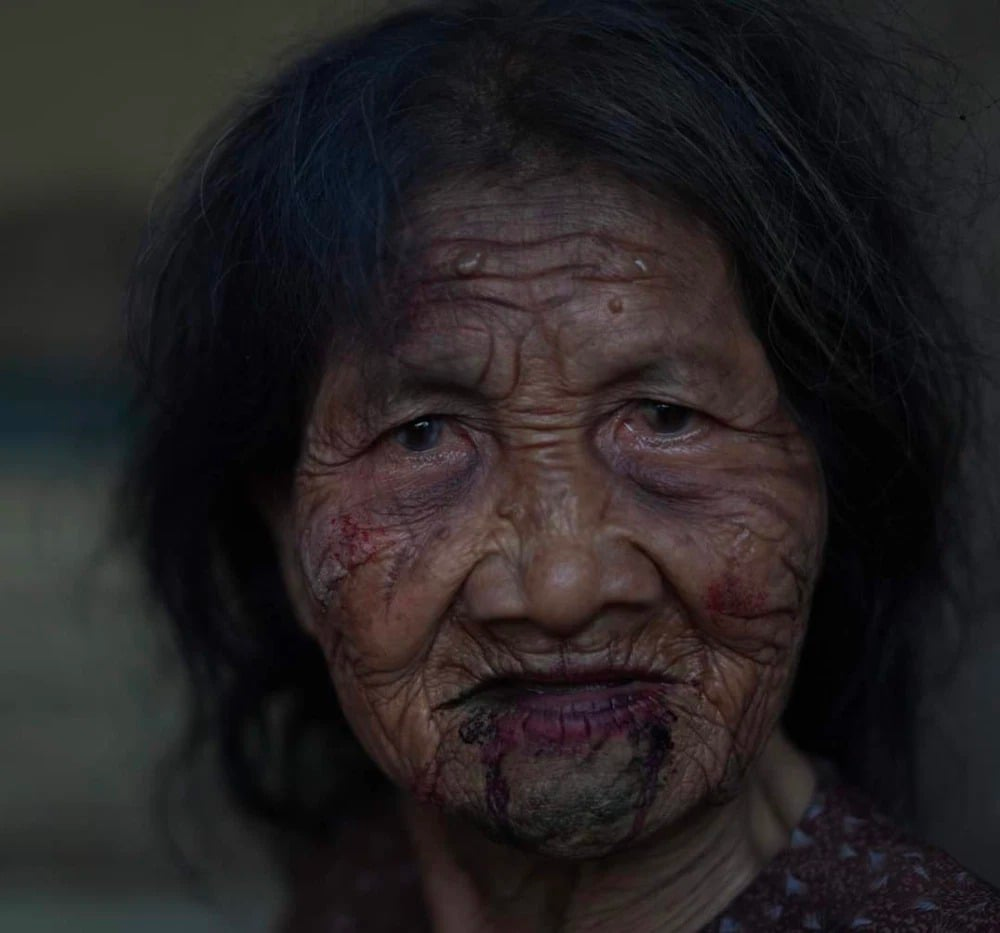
[402,729,815,933]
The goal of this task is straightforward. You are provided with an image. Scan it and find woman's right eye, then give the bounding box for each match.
[391,417,445,452]
[634,400,696,437]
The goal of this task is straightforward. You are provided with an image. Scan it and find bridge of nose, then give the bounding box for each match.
[462,440,661,637]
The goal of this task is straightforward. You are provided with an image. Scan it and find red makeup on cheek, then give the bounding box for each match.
[705,571,768,618]
[328,514,380,571]
[302,511,388,607]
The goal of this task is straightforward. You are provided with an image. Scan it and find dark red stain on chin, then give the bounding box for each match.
[629,717,674,838]
[458,698,677,835]
[459,711,512,825]
[705,572,768,618]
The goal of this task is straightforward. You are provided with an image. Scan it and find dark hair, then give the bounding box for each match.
[124,0,984,841]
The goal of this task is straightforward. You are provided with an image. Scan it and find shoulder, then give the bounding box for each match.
[706,781,1000,932]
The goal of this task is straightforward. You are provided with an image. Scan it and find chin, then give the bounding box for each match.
[461,757,719,860]
[440,692,710,859]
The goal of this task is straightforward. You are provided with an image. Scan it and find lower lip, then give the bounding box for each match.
[470,680,671,745]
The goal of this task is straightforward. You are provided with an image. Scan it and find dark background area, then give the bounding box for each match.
[1,1,996,930]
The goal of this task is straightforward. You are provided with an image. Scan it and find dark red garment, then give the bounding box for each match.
[280,780,1000,932]
[700,781,1000,931]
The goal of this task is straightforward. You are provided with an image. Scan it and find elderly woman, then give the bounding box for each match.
[125,0,999,929]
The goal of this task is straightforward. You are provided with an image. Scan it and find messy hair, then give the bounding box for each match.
[125,0,983,839]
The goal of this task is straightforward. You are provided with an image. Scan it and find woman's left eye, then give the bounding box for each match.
[635,400,695,436]
[391,416,445,452]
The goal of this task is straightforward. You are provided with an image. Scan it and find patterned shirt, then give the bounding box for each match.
[281,779,1000,932]
[701,780,1000,931]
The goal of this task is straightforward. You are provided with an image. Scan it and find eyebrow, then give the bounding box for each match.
[599,357,684,392]
[354,356,500,419]
[362,354,690,420]
[390,371,496,405]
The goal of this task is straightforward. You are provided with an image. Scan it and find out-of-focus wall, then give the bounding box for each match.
[1,4,394,930]
[0,0,395,366]
[0,2,996,931]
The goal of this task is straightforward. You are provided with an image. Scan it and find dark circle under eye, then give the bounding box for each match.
[393,417,443,452]
[637,400,693,436]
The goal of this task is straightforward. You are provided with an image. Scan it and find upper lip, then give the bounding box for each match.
[439,667,672,708]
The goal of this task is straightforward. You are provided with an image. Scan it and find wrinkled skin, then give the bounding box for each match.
[278,174,827,860]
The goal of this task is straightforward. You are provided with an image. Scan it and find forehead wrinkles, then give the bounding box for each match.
[396,311,520,397]
[393,240,743,393]
[335,175,772,416]
[395,181,724,321]
[399,181,715,290]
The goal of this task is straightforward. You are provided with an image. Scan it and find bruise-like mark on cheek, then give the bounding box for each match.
[329,514,379,569]
[302,511,386,607]
[705,571,768,618]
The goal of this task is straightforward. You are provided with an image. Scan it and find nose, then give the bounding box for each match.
[462,473,662,638]
[520,533,605,634]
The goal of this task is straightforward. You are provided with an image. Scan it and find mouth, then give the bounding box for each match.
[472,674,657,702]
[451,670,677,746]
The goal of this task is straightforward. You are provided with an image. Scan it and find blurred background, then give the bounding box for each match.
[0,1,997,930]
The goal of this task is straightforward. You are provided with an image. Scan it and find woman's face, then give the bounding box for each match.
[279,176,827,857]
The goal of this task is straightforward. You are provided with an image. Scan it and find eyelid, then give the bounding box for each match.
[630,397,695,418]
[379,395,482,430]
[635,398,689,410]
[385,411,452,438]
